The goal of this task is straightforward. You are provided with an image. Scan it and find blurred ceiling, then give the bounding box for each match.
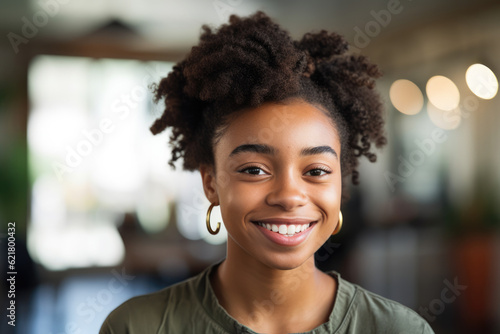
[0,0,498,82]
[1,0,499,52]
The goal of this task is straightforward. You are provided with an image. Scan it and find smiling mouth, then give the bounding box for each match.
[252,221,314,237]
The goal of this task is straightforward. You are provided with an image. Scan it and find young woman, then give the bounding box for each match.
[100,11,434,334]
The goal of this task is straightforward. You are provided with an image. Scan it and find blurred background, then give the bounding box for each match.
[0,0,499,333]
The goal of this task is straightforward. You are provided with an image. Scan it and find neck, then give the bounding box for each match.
[211,239,336,332]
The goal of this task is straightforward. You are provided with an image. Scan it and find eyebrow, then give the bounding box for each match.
[300,145,338,159]
[229,144,338,159]
[229,144,276,157]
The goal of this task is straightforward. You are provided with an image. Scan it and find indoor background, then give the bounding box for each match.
[0,0,499,333]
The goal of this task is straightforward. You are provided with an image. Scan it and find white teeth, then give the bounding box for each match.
[278,225,287,235]
[257,222,311,236]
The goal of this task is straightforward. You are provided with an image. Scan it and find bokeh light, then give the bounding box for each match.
[465,63,498,100]
[389,79,424,115]
[426,75,460,111]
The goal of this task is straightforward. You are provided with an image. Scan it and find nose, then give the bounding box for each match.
[265,169,308,210]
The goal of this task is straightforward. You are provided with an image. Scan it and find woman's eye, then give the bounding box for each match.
[239,166,266,175]
[305,168,331,176]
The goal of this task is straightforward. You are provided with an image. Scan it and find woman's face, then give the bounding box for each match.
[201,99,342,270]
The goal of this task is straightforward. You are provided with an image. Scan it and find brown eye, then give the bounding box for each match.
[305,168,331,176]
[239,166,266,175]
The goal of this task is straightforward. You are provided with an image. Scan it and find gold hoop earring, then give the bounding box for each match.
[206,203,221,235]
[332,211,343,235]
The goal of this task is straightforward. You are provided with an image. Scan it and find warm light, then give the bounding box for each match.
[427,101,461,130]
[426,76,460,111]
[466,63,498,100]
[389,79,424,115]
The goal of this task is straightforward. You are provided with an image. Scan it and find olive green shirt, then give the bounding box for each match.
[100,263,434,333]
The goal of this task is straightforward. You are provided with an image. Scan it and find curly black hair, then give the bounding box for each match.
[151,11,386,188]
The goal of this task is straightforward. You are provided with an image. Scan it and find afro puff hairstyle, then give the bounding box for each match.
[151,11,386,187]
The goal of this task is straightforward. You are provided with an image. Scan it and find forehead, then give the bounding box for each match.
[214,100,341,157]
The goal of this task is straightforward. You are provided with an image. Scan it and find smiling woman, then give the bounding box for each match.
[100,11,434,334]
[202,101,342,273]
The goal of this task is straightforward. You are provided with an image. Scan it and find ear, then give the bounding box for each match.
[199,164,219,205]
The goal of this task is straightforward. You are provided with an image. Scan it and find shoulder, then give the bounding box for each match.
[99,270,206,334]
[331,273,435,334]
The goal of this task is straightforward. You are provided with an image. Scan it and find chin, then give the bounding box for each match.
[261,253,312,271]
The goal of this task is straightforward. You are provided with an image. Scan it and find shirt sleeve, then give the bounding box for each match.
[420,320,436,334]
[99,318,116,334]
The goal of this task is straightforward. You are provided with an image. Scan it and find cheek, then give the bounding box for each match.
[219,179,264,225]
[312,179,342,216]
